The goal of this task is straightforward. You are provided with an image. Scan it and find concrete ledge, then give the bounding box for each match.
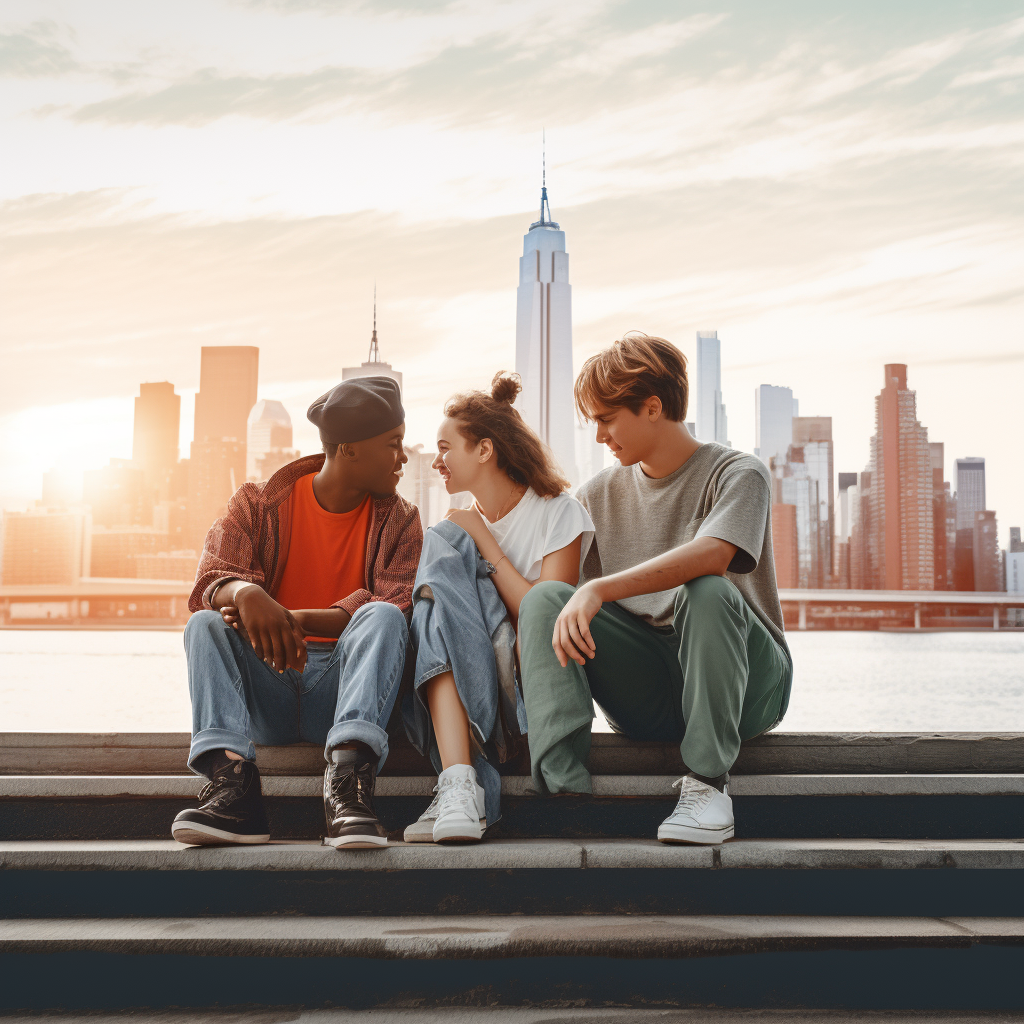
[5,773,1024,800]
[3,838,1023,873]
[3,914,1024,959]
[5,732,1024,776]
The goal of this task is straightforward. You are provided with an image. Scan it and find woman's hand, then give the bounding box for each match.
[444,506,491,549]
[552,581,603,668]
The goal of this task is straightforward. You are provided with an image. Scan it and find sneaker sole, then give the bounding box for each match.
[433,822,484,843]
[657,823,734,845]
[171,823,270,846]
[405,818,486,844]
[402,829,436,843]
[323,834,388,849]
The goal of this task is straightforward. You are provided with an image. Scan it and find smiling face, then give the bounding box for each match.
[346,422,408,497]
[585,398,662,468]
[433,416,488,494]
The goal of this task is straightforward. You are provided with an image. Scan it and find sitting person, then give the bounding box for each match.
[404,372,594,843]
[172,376,422,849]
[518,334,793,844]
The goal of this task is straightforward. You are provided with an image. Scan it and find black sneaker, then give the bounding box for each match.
[323,756,388,849]
[171,752,271,846]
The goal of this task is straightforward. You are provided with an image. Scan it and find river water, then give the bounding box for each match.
[1,629,1022,734]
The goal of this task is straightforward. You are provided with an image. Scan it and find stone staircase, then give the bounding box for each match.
[2,730,1023,1012]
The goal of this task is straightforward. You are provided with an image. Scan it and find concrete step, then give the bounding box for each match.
[2,914,1024,1011]
[3,774,1024,840]
[3,838,1023,919]
[5,1012,1024,1024]
[4,731,1023,776]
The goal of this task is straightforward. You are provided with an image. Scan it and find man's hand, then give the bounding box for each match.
[552,581,603,668]
[232,586,307,673]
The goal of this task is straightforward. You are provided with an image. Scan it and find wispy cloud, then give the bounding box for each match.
[0,20,77,77]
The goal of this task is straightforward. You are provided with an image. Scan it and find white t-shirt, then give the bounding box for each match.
[478,488,595,583]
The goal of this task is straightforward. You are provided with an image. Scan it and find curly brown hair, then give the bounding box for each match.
[444,372,570,499]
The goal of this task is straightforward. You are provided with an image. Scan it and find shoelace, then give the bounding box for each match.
[419,785,441,821]
[670,776,714,816]
[328,762,374,813]
[437,774,477,819]
[198,773,244,807]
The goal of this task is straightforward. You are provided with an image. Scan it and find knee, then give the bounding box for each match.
[520,580,575,626]
[185,609,222,645]
[674,574,739,619]
[353,600,409,638]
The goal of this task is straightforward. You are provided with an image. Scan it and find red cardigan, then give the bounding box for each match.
[189,454,423,619]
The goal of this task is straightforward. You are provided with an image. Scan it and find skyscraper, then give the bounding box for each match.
[836,472,858,589]
[929,442,951,590]
[189,346,259,550]
[794,417,834,581]
[972,510,1001,592]
[193,347,259,445]
[771,502,799,589]
[754,385,793,468]
[838,472,858,544]
[772,449,821,589]
[132,382,180,498]
[515,161,576,484]
[695,331,729,447]
[863,364,934,590]
[246,400,295,481]
[955,457,986,530]
[343,294,403,392]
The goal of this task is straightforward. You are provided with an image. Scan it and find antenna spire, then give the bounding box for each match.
[368,283,380,362]
[531,130,559,230]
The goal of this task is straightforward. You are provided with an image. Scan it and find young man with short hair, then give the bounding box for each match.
[172,376,422,849]
[518,334,792,844]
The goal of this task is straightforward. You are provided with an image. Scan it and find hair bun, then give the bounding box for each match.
[490,372,522,406]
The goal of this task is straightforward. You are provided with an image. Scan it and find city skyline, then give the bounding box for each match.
[9,337,1017,582]
[2,2,1022,547]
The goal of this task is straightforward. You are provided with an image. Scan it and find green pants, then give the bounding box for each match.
[518,574,792,794]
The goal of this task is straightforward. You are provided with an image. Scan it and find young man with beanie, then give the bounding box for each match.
[518,335,792,844]
[172,376,423,849]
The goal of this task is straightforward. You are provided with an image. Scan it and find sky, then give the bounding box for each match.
[2,0,1022,544]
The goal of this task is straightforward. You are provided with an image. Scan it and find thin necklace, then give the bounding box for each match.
[479,479,523,522]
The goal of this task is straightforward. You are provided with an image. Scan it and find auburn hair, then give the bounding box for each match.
[574,333,688,422]
[444,372,570,498]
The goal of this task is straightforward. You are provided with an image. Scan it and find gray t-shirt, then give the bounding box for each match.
[577,443,790,663]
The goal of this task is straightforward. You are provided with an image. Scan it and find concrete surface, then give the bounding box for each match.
[6,774,1024,799]
[3,1011,1024,1022]
[3,914,1024,959]
[2,838,1024,873]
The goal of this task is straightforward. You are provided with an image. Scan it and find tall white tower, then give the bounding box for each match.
[515,158,576,485]
[695,330,730,447]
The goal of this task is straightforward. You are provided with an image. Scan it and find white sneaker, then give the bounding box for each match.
[431,764,486,843]
[657,775,734,845]
[403,781,487,843]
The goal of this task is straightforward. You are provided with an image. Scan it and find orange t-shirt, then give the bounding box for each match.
[273,474,372,640]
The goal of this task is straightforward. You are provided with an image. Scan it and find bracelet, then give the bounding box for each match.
[488,555,509,575]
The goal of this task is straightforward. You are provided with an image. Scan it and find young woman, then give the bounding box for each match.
[405,372,594,843]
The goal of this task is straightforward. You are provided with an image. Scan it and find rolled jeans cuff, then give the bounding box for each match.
[325,720,390,770]
[188,728,255,774]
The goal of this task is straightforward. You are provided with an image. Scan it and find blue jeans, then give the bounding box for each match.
[407,522,524,829]
[185,602,409,774]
